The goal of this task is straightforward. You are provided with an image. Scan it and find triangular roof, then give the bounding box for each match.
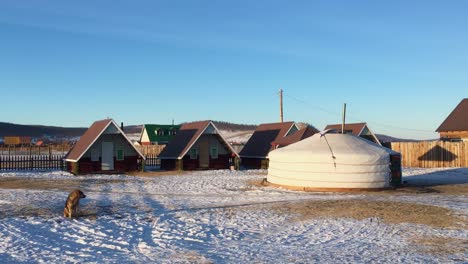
[64,119,145,162]
[271,126,318,147]
[140,124,181,143]
[436,98,468,132]
[324,122,367,136]
[324,122,381,145]
[158,120,239,159]
[239,121,298,158]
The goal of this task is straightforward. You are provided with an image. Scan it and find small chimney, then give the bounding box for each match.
[121,122,124,131]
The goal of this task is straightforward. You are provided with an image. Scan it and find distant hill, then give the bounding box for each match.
[0,121,419,144]
[376,134,419,143]
[212,121,257,131]
[0,122,87,138]
[123,125,143,134]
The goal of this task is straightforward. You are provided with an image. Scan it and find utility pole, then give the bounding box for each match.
[279,88,284,123]
[341,103,347,134]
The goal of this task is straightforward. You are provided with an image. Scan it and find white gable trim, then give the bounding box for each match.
[211,122,240,158]
[283,122,299,137]
[65,120,113,162]
[66,120,145,162]
[178,121,239,159]
[112,120,146,159]
[178,121,212,159]
[364,124,382,146]
[357,124,366,136]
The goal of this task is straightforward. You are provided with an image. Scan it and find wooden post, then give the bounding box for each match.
[176,159,183,171]
[71,162,79,175]
[49,145,52,168]
[341,103,347,134]
[279,88,284,123]
[29,146,33,170]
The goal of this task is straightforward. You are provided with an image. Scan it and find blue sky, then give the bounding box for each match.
[0,1,467,139]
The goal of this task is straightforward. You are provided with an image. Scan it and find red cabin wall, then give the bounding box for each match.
[209,154,230,169]
[67,156,139,174]
[160,154,231,171]
[241,158,268,169]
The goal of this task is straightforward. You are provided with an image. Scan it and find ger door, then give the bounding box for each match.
[102,142,114,170]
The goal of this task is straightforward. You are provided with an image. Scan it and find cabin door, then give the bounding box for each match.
[102,142,114,170]
[199,140,210,168]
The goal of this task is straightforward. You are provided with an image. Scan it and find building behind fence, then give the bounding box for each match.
[389,141,468,168]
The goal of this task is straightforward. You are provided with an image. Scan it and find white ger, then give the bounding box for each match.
[267,132,401,191]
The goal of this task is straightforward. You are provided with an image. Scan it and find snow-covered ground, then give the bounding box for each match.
[0,168,467,263]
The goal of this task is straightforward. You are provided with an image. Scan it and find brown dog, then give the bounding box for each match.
[63,189,86,218]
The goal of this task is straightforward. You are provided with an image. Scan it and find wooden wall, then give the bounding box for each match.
[389,141,468,168]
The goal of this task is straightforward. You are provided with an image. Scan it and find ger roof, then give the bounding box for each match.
[158,120,238,159]
[239,121,297,158]
[436,98,468,132]
[64,119,145,162]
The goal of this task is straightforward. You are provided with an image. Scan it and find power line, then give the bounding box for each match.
[283,93,341,116]
[282,92,436,133]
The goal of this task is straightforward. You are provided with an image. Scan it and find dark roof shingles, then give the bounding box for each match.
[64,119,112,161]
[239,121,295,158]
[158,120,211,158]
[272,126,318,147]
[436,98,468,132]
[324,123,366,136]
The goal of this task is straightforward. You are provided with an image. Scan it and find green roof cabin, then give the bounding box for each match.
[139,124,181,145]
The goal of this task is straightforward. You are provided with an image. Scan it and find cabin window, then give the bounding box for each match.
[189,148,197,159]
[91,148,99,161]
[116,149,124,161]
[210,146,218,159]
[156,129,164,136]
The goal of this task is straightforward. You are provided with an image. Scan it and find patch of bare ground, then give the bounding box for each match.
[402,184,468,195]
[249,179,467,229]
[0,178,126,191]
[270,200,466,229]
[247,179,269,188]
[411,236,468,257]
[127,170,186,177]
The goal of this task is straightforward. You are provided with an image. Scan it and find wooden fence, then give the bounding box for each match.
[389,141,468,168]
[135,145,165,156]
[0,144,164,171]
[145,154,161,168]
[0,155,66,171]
